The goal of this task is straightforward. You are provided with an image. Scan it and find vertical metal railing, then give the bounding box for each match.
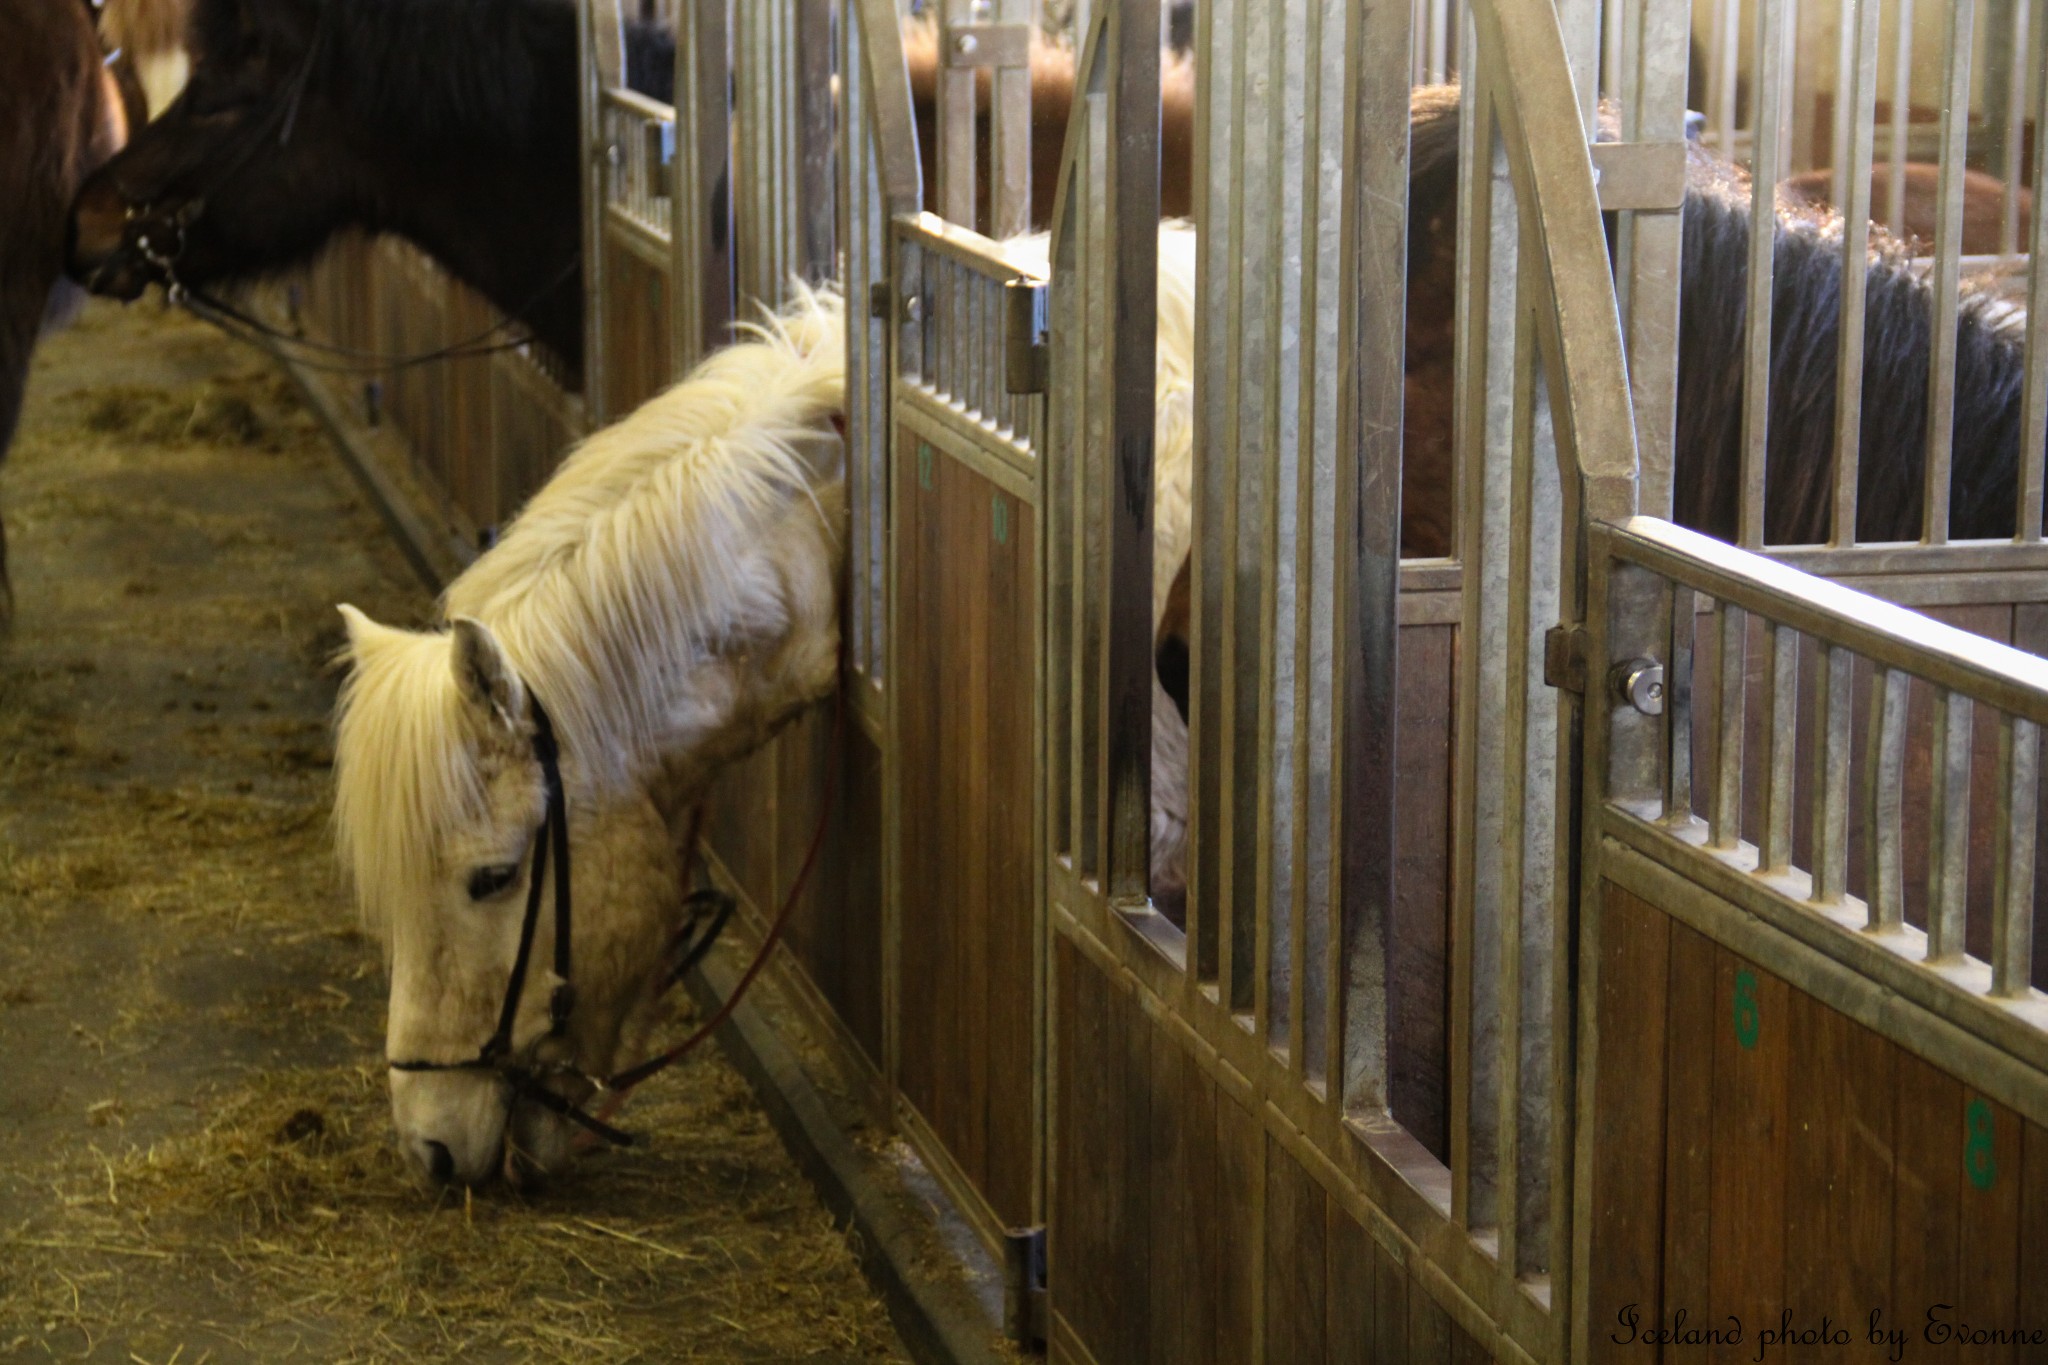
[580,0,628,423]
[1047,1,1158,901]
[670,0,734,373]
[840,0,923,683]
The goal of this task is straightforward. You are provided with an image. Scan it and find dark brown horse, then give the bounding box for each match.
[67,0,679,383]
[1157,87,2044,724]
[0,0,132,620]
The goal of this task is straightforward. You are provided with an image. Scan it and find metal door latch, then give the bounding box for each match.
[1613,659,1667,715]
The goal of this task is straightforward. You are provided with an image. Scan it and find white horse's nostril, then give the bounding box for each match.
[424,1139,455,1183]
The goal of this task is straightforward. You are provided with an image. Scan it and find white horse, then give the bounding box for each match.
[329,223,1200,1189]
[332,286,846,1187]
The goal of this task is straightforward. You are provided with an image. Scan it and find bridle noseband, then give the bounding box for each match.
[109,2,328,295]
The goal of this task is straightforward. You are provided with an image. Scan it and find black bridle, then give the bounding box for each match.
[107,1,328,295]
[386,695,640,1148]
[384,690,743,1153]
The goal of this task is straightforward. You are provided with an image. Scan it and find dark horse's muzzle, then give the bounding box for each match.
[67,176,195,301]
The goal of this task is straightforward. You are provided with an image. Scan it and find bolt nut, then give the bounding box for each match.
[1614,659,1666,716]
[955,32,978,55]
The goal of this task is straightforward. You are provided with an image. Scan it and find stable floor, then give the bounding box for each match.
[0,299,906,1364]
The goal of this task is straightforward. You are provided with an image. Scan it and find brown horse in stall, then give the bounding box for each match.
[901,20,1197,232]
[0,0,133,620]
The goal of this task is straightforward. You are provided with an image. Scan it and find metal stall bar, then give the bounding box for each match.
[671,0,733,372]
[1827,0,1880,548]
[581,0,628,420]
[841,0,924,685]
[1862,665,1910,930]
[1884,0,1914,238]
[1605,0,1689,520]
[1738,0,1792,548]
[1335,0,1412,1122]
[1999,2,2032,257]
[1921,0,1977,546]
[1095,0,1158,906]
[2019,11,2048,544]
[1928,688,1974,959]
[730,0,834,314]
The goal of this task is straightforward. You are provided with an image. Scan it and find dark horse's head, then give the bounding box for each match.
[68,0,586,365]
[68,0,346,301]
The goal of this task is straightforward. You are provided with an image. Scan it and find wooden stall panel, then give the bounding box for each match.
[1587,881,2047,1365]
[599,240,673,419]
[775,703,887,1072]
[894,436,1038,1229]
[1050,932,1272,1365]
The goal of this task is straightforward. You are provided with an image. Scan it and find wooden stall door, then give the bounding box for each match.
[1584,881,2048,1364]
[893,432,1041,1233]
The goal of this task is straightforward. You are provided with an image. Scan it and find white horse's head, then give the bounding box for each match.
[332,285,848,1187]
[332,610,685,1186]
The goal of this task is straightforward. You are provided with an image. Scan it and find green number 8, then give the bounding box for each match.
[1965,1098,1997,1191]
[1732,968,1761,1050]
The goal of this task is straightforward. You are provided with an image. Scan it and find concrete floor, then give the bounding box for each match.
[0,299,906,1364]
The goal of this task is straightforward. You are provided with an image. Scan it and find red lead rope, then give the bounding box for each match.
[575,668,846,1145]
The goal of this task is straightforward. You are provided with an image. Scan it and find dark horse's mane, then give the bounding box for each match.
[188,0,582,146]
[1673,149,2027,543]
[1404,85,2034,547]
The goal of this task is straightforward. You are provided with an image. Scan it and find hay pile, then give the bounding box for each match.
[3,1053,904,1363]
[0,299,908,1363]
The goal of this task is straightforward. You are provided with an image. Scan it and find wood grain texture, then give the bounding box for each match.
[1588,884,1671,1362]
[1264,1135,1328,1363]
[1662,920,1719,1364]
[1892,1049,1962,1365]
[1326,1200,1377,1365]
[1708,948,1790,1365]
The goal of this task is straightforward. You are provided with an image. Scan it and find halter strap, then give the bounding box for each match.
[389,692,573,1074]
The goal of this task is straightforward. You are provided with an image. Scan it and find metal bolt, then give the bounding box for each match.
[1614,658,1666,716]
[903,293,923,323]
[955,32,978,55]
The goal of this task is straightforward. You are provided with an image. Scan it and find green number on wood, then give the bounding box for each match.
[1965,1098,1997,1191]
[918,443,934,490]
[993,495,1009,545]
[1732,968,1761,1049]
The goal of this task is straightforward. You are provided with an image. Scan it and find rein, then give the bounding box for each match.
[169,256,580,376]
[387,663,847,1154]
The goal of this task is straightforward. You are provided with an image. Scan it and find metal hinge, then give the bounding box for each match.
[1003,1225,1047,1348]
[1004,278,1048,394]
[1543,624,1589,694]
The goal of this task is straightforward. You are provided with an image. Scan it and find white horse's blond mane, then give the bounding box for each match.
[334,285,846,930]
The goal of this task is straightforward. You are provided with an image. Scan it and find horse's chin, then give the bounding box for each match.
[502,1101,577,1187]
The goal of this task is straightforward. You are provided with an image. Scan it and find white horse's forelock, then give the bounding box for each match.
[333,284,847,933]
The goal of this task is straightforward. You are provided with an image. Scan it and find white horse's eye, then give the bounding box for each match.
[466,863,521,902]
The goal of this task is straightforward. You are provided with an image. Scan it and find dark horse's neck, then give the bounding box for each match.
[1672,149,2030,545]
[318,0,589,377]
[1401,88,2034,552]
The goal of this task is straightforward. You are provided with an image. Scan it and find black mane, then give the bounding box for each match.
[190,0,584,149]
[1403,86,2036,547]
[1674,148,2028,543]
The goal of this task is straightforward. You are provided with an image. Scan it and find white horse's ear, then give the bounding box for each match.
[335,603,387,669]
[450,617,527,731]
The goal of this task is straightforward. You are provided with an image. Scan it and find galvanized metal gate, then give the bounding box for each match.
[293,0,2048,1357]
